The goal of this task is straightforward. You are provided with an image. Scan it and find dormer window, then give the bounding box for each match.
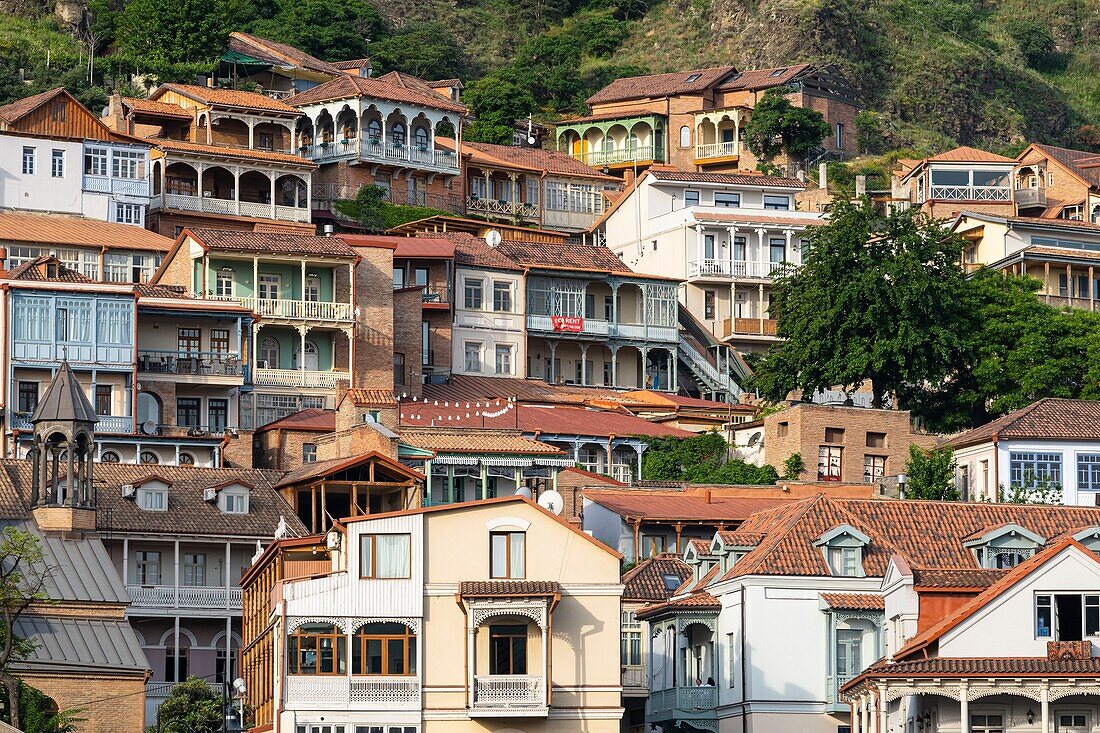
[138,486,167,511]
[964,523,1044,569]
[813,525,870,578]
[219,491,248,514]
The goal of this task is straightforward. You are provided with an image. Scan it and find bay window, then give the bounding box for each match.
[288,623,346,675]
[352,622,416,675]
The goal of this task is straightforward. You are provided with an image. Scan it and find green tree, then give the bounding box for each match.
[116,0,240,65]
[156,677,223,733]
[1,682,81,733]
[742,87,830,164]
[903,445,958,500]
[782,453,804,480]
[464,75,536,145]
[334,185,387,232]
[1,526,52,730]
[642,432,779,484]
[1003,18,1063,72]
[369,22,469,80]
[751,199,968,409]
[251,0,384,61]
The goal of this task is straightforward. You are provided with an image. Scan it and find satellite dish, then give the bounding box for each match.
[537,489,563,515]
[141,420,158,435]
[514,486,533,500]
[485,229,502,247]
[747,432,761,446]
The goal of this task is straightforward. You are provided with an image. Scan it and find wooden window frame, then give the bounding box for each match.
[489,531,527,579]
[359,533,412,579]
[488,624,528,675]
[286,623,346,675]
[352,623,417,676]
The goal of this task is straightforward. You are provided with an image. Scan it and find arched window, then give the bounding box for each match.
[679,125,690,148]
[367,119,382,142]
[392,123,406,146]
[295,341,318,371]
[100,451,120,463]
[260,337,279,368]
[178,452,195,465]
[413,127,429,149]
[352,622,416,675]
[140,451,159,465]
[137,392,162,427]
[288,623,346,675]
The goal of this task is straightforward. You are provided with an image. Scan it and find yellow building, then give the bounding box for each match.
[241,495,624,733]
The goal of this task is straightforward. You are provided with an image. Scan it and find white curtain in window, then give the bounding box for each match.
[509,533,525,577]
[491,533,508,577]
[377,534,410,578]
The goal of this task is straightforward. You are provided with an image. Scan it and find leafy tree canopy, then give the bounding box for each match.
[156,677,223,733]
[750,199,969,409]
[334,185,451,233]
[369,21,469,80]
[903,445,958,501]
[117,0,245,65]
[1,526,52,730]
[464,75,536,145]
[642,432,779,484]
[742,87,829,163]
[251,0,384,61]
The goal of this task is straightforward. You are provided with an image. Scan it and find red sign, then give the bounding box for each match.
[551,316,583,333]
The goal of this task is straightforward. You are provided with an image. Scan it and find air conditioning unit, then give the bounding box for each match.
[121,484,136,499]
[203,487,218,502]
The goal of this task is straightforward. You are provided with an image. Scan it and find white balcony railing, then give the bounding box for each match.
[648,685,717,715]
[825,674,855,703]
[688,259,787,279]
[254,368,351,389]
[526,314,610,336]
[82,175,152,198]
[284,676,420,710]
[928,185,1011,202]
[301,140,460,174]
[582,145,659,167]
[238,297,353,322]
[155,193,311,223]
[473,675,545,709]
[466,197,540,219]
[613,323,679,342]
[126,584,242,610]
[695,141,739,159]
[10,414,132,433]
[678,340,740,395]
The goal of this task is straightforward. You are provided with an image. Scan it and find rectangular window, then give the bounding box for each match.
[970,715,1003,733]
[177,397,201,428]
[464,279,483,309]
[52,100,66,122]
[114,203,142,225]
[421,321,430,366]
[769,238,786,264]
[776,421,789,437]
[1037,594,1053,638]
[495,345,512,375]
[621,611,642,666]
[763,195,791,210]
[214,271,234,298]
[305,276,320,302]
[835,123,844,149]
[302,443,317,463]
[208,399,228,433]
[866,432,887,448]
[1009,451,1062,488]
[828,547,861,577]
[704,290,716,320]
[464,342,482,372]
[94,385,112,416]
[489,625,528,675]
[393,268,405,288]
[490,531,525,579]
[684,190,700,207]
[1087,595,1100,637]
[210,329,230,356]
[17,381,38,414]
[51,149,64,178]
[818,445,842,481]
[714,191,740,208]
[84,146,108,176]
[835,628,862,677]
[641,534,665,557]
[863,455,886,483]
[360,534,411,579]
[182,553,206,586]
[112,149,144,179]
[22,146,35,175]
[1078,454,1100,491]
[178,327,200,356]
[257,132,274,150]
[703,234,715,260]
[258,274,281,300]
[492,281,512,312]
[222,493,248,514]
[135,550,161,584]
[165,647,188,682]
[393,353,405,386]
[138,488,168,511]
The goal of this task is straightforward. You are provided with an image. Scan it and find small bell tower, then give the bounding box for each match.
[28,361,98,534]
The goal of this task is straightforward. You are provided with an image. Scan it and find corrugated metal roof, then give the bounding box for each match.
[0,520,129,603]
[12,616,149,673]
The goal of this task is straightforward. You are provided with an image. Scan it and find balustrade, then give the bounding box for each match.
[126,584,242,610]
[472,675,545,708]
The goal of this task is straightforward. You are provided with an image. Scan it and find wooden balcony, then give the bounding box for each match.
[466,197,539,220]
[239,297,353,322]
[153,193,310,223]
[299,139,460,175]
[722,317,778,337]
[694,141,739,163]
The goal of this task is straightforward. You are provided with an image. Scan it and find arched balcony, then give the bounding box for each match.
[153,158,311,223]
[554,113,665,167]
[694,109,745,162]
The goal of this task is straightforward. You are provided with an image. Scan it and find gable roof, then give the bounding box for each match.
[274,451,423,488]
[153,83,299,114]
[183,228,358,258]
[911,567,1003,590]
[227,32,344,77]
[493,239,639,276]
[462,140,616,181]
[398,428,565,455]
[819,592,884,611]
[0,212,172,252]
[8,255,96,283]
[120,96,194,119]
[0,87,69,123]
[254,407,335,433]
[1023,143,1100,188]
[148,137,314,166]
[290,74,467,114]
[951,398,1100,447]
[646,167,805,189]
[622,553,693,602]
[715,64,812,92]
[587,66,736,105]
[447,232,525,271]
[585,488,791,522]
[927,145,1013,163]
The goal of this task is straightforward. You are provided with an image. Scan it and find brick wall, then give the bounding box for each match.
[253,427,325,471]
[314,161,464,211]
[763,403,938,484]
[316,422,398,462]
[424,310,452,374]
[221,429,253,468]
[153,242,192,290]
[1018,148,1091,213]
[19,672,147,733]
[350,246,396,391]
[393,288,423,398]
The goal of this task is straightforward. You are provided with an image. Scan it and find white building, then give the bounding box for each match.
[845,538,1100,733]
[952,398,1100,505]
[598,168,823,353]
[635,495,1100,733]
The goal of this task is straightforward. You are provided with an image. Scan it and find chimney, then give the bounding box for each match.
[856,175,867,196]
[818,161,828,191]
[623,168,635,187]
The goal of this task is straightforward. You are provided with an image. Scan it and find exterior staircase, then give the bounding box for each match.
[677,308,748,402]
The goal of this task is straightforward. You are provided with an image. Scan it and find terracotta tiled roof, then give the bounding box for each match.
[0,212,172,252]
[687,538,712,554]
[120,97,193,119]
[585,489,791,522]
[135,283,190,299]
[647,168,805,189]
[0,87,66,123]
[459,580,560,596]
[951,398,1100,447]
[1028,143,1100,188]
[149,137,314,166]
[926,145,1013,163]
[421,374,622,406]
[587,66,736,105]
[427,79,462,89]
[463,141,616,181]
[558,466,626,487]
[622,553,692,602]
[290,74,467,114]
[820,592,884,611]
[337,234,399,250]
[0,460,301,537]
[854,656,1100,679]
[635,591,721,620]
[715,64,811,92]
[692,211,823,228]
[716,530,766,546]
[227,32,345,77]
[1006,215,1100,234]
[555,110,666,126]
[629,392,756,411]
[911,567,1003,589]
[1023,245,1100,263]
[156,83,300,114]
[331,59,372,71]
[7,256,95,283]
[398,429,564,455]
[719,495,1100,582]
[494,239,639,275]
[254,408,335,433]
[400,403,694,439]
[342,389,398,408]
[392,237,455,259]
[186,228,358,258]
[446,232,524,271]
